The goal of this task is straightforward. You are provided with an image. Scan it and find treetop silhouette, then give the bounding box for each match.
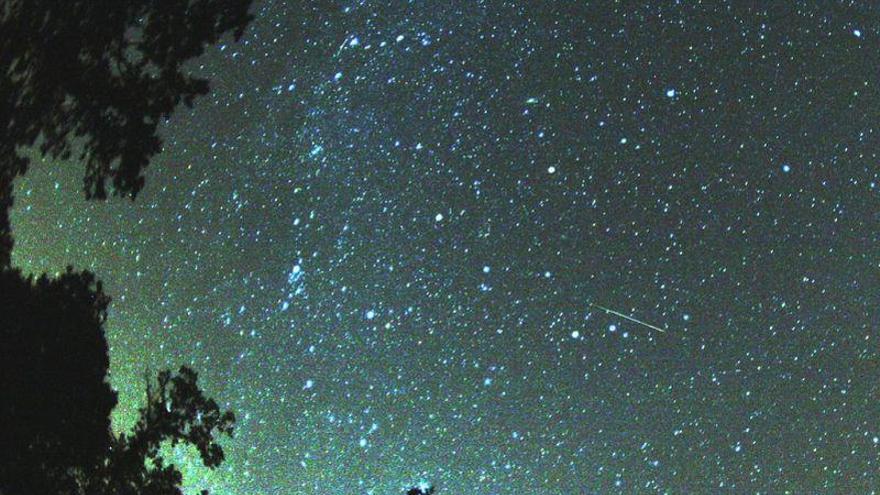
[100,366,236,495]
[0,266,237,495]
[0,267,116,495]
[406,485,436,495]
[0,0,254,266]
[1,0,253,494]
[2,2,438,493]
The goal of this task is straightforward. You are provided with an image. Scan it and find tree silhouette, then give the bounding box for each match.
[97,366,235,495]
[0,267,116,495]
[1,0,253,494]
[0,267,236,495]
[406,485,436,495]
[0,0,254,266]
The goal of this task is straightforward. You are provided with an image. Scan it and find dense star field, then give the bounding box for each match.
[10,2,880,493]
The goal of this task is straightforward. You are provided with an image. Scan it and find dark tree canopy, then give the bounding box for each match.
[0,267,116,495]
[0,266,236,495]
[98,366,236,495]
[1,1,252,494]
[406,485,436,495]
[0,0,254,265]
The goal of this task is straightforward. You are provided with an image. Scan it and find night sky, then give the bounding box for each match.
[10,2,880,493]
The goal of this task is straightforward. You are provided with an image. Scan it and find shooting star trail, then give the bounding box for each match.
[589,303,667,333]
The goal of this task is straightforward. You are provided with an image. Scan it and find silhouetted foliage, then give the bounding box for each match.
[0,0,254,266]
[0,266,235,495]
[97,366,235,495]
[1,0,253,493]
[406,485,436,495]
[0,267,116,495]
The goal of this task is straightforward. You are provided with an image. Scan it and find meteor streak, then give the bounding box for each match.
[589,303,667,333]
